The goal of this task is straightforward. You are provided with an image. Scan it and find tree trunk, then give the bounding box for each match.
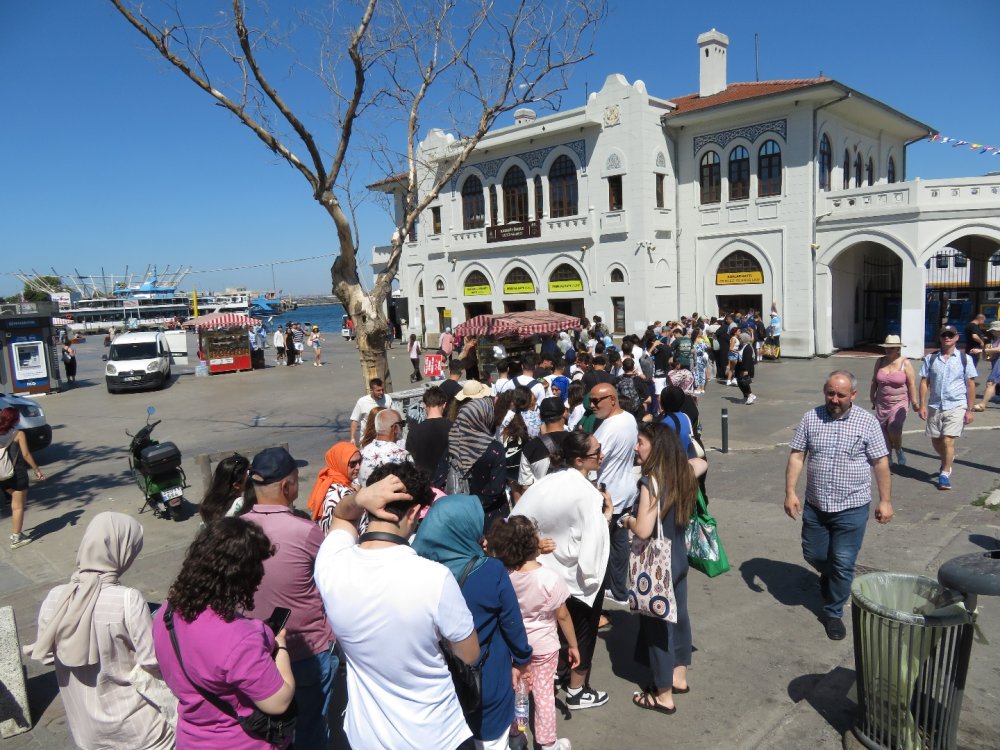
[333,267,393,392]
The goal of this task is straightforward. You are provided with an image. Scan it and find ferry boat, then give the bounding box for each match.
[250,292,296,316]
[61,268,191,333]
[192,289,251,316]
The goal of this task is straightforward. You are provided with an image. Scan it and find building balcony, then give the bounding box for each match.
[819,177,1000,222]
[486,220,541,243]
[447,214,590,254]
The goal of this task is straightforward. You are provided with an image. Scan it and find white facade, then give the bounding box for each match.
[375,31,1000,357]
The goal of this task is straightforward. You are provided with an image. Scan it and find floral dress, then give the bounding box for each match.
[692,339,709,388]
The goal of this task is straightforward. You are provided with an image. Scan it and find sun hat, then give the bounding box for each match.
[988,320,1000,332]
[878,334,903,348]
[454,380,492,401]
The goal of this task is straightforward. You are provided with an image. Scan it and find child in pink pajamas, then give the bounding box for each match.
[487,516,578,750]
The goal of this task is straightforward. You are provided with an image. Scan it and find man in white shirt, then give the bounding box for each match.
[491,358,515,397]
[590,383,639,605]
[315,464,480,750]
[358,409,412,486]
[349,377,393,446]
[513,352,547,406]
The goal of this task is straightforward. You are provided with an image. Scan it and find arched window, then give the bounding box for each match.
[533,174,543,219]
[464,270,491,296]
[717,250,763,278]
[610,268,625,283]
[461,175,484,230]
[887,157,896,184]
[489,184,498,225]
[854,152,863,188]
[435,278,445,292]
[818,134,832,191]
[866,157,874,187]
[842,150,851,189]
[502,166,528,223]
[728,146,749,201]
[700,151,721,204]
[418,280,424,297]
[548,155,578,218]
[504,266,535,294]
[550,263,583,291]
[758,140,782,197]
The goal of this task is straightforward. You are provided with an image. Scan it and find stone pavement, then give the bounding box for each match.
[2,337,998,749]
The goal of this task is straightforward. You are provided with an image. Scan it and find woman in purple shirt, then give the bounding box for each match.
[152,519,296,749]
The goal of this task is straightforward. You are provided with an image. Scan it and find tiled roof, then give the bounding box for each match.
[665,78,830,117]
[366,171,408,190]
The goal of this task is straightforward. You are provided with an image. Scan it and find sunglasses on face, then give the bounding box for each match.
[590,395,614,406]
[348,458,363,468]
[585,448,603,459]
[940,332,957,339]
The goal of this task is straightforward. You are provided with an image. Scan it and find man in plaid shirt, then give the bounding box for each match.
[784,371,893,640]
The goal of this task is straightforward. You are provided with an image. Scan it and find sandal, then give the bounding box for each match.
[672,685,690,694]
[632,690,676,714]
[972,404,986,412]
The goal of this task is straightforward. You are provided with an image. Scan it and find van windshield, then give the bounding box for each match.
[110,342,159,360]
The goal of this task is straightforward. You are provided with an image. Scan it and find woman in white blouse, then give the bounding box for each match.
[30,512,175,749]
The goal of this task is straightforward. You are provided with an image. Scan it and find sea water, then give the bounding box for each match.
[266,303,346,333]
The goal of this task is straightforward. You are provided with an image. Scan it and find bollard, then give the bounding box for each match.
[721,408,729,454]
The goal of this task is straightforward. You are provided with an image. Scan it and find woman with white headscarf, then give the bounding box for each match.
[31,512,175,749]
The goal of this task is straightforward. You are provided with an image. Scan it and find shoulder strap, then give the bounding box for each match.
[456,557,478,587]
[163,604,241,721]
[358,531,410,546]
[454,558,495,664]
[666,413,681,434]
[538,432,558,456]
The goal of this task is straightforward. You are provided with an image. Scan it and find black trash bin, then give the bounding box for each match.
[850,573,974,750]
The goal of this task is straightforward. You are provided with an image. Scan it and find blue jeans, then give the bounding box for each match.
[801,503,869,619]
[606,512,631,601]
[290,644,338,750]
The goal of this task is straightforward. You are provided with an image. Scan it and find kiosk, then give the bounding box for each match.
[0,302,61,395]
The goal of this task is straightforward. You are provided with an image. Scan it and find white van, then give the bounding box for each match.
[106,331,173,393]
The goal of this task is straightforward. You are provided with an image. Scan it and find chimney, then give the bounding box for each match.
[697,29,729,98]
[514,108,537,126]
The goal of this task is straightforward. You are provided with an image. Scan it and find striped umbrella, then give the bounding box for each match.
[182,312,262,330]
[454,310,583,338]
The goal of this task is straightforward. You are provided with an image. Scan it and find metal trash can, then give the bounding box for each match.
[850,573,974,750]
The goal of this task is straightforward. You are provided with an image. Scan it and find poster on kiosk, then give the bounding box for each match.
[1,306,59,395]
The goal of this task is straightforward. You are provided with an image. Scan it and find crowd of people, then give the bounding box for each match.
[16,305,1000,750]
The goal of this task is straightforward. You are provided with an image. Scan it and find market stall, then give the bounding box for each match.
[182,312,262,375]
[454,310,582,383]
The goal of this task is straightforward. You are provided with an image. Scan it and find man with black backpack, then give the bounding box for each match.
[513,352,547,407]
[517,397,569,487]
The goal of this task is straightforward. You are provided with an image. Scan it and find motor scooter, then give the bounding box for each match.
[127,407,187,520]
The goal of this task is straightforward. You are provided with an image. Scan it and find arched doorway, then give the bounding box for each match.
[714,250,766,315]
[463,269,494,319]
[547,263,585,319]
[829,241,902,349]
[923,235,1000,344]
[502,266,536,312]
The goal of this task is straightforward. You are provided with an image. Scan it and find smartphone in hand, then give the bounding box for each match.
[264,607,291,635]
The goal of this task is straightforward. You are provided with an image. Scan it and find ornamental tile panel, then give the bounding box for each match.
[450,139,587,191]
[693,119,787,157]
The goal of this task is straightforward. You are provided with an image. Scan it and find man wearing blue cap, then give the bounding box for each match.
[243,447,337,750]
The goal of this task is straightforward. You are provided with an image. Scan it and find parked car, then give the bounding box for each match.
[105,331,172,393]
[0,393,52,452]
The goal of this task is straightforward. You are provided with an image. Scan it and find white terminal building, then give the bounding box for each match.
[370,29,1000,358]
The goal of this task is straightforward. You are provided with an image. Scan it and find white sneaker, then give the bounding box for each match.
[745,394,756,405]
[895,449,907,467]
[541,740,573,750]
[727,379,736,386]
[10,532,30,549]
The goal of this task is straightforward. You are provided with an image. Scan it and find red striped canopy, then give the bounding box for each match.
[183,312,262,330]
[454,310,583,339]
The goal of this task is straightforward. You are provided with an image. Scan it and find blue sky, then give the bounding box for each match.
[2,0,997,298]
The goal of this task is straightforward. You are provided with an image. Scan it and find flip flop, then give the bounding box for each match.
[632,691,676,715]
[672,685,690,694]
[972,404,986,412]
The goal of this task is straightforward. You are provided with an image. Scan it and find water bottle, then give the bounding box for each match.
[514,676,529,732]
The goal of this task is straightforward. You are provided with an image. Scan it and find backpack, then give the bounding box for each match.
[0,432,17,481]
[925,350,969,374]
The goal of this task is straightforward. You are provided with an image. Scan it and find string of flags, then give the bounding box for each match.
[928,134,1000,156]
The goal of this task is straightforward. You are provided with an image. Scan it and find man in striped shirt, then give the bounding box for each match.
[784,370,893,641]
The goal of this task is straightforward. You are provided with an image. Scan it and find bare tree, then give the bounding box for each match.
[108,0,606,386]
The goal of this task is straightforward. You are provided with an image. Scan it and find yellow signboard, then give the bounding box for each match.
[463,284,491,297]
[443,309,452,318]
[503,282,535,295]
[716,271,763,286]
[548,279,584,293]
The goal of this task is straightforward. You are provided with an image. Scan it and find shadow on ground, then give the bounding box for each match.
[740,558,826,619]
[788,665,857,736]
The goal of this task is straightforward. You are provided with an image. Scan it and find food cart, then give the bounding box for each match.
[453,310,582,384]
[182,312,261,375]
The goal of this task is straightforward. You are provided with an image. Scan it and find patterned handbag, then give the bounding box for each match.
[685,489,731,577]
[627,482,677,622]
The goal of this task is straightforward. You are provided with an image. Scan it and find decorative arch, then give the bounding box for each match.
[540,147,582,174]
[654,150,667,171]
[542,254,592,292]
[500,262,538,294]
[818,229,916,267]
[920,223,1000,262]
[461,172,486,230]
[707,240,775,281]
[501,164,529,223]
[653,258,671,287]
[432,275,447,295]
[461,264,496,297]
[601,147,627,176]
[607,263,629,284]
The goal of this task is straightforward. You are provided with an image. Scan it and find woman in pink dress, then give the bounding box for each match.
[869,335,918,466]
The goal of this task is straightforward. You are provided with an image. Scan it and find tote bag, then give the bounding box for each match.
[627,481,677,622]
[685,489,730,577]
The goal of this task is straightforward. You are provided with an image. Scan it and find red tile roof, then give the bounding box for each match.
[665,78,830,117]
[366,171,408,190]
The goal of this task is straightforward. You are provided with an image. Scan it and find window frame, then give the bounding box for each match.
[728,146,750,201]
[431,206,442,235]
[461,175,485,230]
[865,157,874,187]
[548,155,579,218]
[608,174,624,211]
[854,151,863,188]
[887,157,896,184]
[502,166,529,223]
[819,134,832,191]
[699,151,721,205]
[843,149,851,189]
[655,173,665,209]
[757,140,782,197]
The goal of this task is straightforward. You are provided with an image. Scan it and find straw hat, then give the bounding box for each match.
[988,320,1000,332]
[454,381,492,401]
[878,334,903,348]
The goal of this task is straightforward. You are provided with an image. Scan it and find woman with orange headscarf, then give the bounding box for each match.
[308,441,362,534]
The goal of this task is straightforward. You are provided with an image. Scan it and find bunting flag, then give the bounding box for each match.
[928,133,999,155]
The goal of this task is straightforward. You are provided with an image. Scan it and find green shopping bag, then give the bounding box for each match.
[685,490,730,577]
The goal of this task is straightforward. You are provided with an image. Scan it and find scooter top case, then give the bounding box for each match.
[140,442,182,475]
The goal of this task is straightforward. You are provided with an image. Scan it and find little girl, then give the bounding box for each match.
[487,516,578,750]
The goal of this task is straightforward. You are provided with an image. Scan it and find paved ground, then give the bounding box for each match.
[3,336,999,749]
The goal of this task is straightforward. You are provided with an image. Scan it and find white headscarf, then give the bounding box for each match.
[31,512,143,667]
